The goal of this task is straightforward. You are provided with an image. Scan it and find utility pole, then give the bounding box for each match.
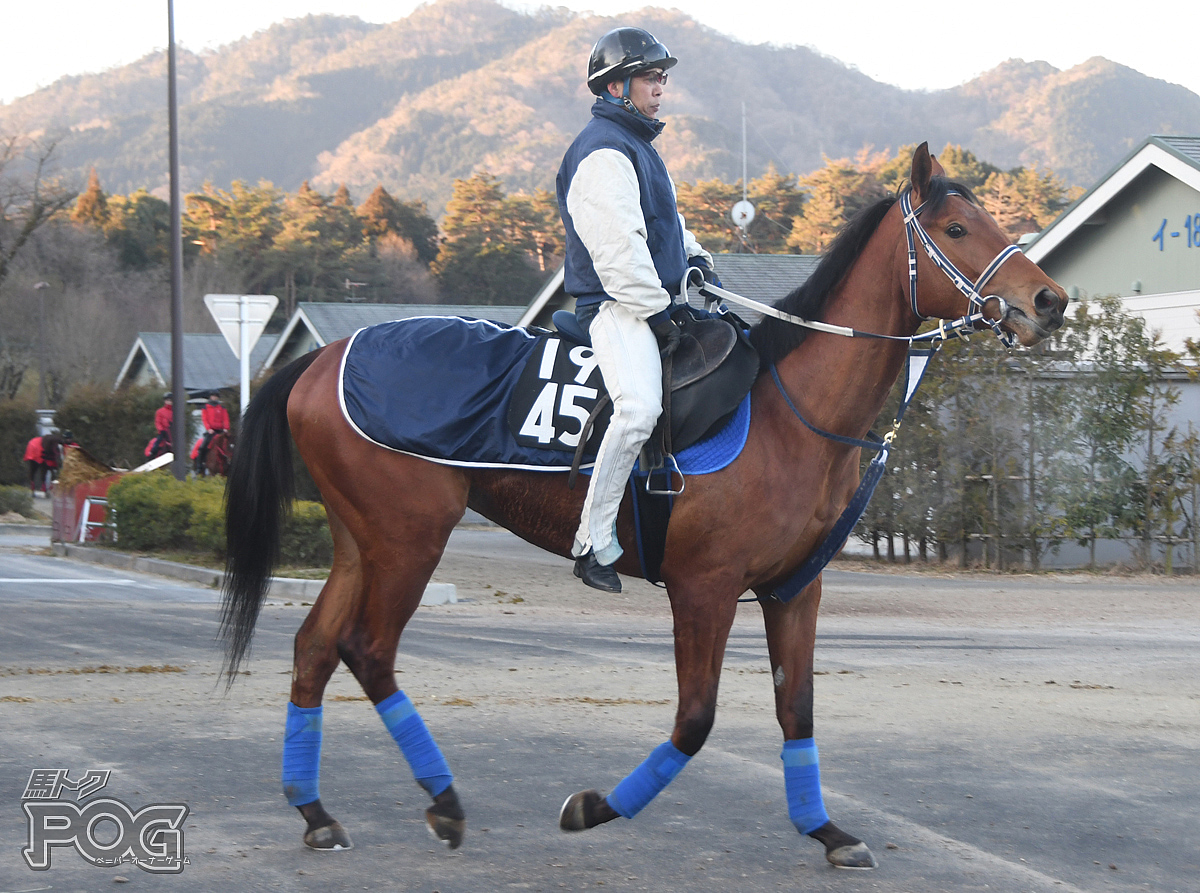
[167,0,186,480]
[33,281,49,409]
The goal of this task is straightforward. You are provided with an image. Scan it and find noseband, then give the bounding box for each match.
[900,189,1023,349]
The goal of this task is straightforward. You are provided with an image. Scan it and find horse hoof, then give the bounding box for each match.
[303,821,353,851]
[425,807,465,849]
[559,791,592,831]
[826,841,877,869]
[559,789,617,831]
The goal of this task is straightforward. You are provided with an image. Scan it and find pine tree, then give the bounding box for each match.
[72,168,110,228]
[358,184,439,266]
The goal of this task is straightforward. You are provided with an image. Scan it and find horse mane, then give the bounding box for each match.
[748,178,979,368]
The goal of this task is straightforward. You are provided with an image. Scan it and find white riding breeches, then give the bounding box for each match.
[573,300,663,565]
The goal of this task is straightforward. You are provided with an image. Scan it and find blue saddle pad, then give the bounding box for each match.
[339,316,750,473]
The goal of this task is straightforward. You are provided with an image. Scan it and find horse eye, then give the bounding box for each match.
[946,223,966,239]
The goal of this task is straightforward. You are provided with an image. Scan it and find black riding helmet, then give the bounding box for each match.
[587,27,677,96]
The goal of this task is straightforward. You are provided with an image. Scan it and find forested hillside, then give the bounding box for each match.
[4,0,1200,214]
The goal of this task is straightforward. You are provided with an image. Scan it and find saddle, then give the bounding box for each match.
[548,304,759,488]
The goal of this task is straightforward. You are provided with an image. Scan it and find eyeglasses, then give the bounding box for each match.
[637,70,668,86]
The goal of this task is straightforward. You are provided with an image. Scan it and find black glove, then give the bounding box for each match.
[694,261,722,289]
[651,317,681,357]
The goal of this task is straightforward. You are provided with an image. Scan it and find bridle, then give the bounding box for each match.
[694,187,1025,349]
[900,188,1023,349]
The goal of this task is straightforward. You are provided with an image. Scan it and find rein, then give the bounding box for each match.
[699,189,1021,604]
[692,188,1024,349]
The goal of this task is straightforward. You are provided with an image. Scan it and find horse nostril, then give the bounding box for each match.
[1034,288,1060,316]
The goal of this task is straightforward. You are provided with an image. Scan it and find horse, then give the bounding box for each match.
[199,430,233,477]
[145,432,172,460]
[194,429,231,477]
[220,144,1068,869]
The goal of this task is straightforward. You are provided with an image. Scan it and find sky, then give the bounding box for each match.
[3,0,1195,106]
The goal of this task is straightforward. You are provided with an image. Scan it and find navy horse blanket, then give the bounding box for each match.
[338,316,749,474]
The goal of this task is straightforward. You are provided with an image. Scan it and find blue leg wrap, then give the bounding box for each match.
[376,691,453,797]
[607,741,691,819]
[282,702,322,807]
[782,738,830,834]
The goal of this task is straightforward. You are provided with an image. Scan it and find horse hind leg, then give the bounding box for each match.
[285,508,360,851]
[333,499,467,849]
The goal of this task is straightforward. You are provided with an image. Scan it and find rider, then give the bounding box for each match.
[557,26,716,593]
[23,435,45,497]
[195,391,230,473]
[148,392,173,458]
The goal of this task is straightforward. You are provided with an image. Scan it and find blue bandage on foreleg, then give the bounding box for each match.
[782,738,830,834]
[282,702,323,806]
[376,691,453,797]
[607,741,691,819]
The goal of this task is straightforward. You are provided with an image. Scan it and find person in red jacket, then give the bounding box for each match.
[146,393,173,458]
[24,435,45,497]
[195,391,231,473]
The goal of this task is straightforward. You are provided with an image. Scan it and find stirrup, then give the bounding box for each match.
[644,454,684,496]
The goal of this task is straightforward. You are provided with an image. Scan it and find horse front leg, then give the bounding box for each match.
[759,577,876,869]
[560,579,738,831]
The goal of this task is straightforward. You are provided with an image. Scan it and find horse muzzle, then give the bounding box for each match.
[996,286,1067,346]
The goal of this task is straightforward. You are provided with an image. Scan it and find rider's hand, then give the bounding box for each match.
[693,260,722,289]
[651,317,681,357]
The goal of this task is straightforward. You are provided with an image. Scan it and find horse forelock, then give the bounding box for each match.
[918,177,981,214]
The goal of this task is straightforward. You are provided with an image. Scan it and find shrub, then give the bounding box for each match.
[0,484,35,517]
[0,402,37,486]
[107,471,330,566]
[279,501,334,566]
[107,472,194,551]
[185,480,226,554]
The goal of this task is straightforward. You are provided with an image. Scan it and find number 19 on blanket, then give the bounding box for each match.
[512,339,607,451]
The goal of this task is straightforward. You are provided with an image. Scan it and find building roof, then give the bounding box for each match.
[1026,135,1200,263]
[517,254,822,329]
[263,302,529,369]
[708,254,821,324]
[114,332,279,394]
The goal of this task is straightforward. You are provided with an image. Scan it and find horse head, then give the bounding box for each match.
[906,142,1068,346]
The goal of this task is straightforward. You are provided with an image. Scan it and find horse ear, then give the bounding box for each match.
[910,142,932,203]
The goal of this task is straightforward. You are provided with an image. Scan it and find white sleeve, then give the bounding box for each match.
[565,148,672,321]
[679,211,712,268]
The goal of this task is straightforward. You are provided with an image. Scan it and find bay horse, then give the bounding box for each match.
[202,430,232,477]
[220,144,1067,869]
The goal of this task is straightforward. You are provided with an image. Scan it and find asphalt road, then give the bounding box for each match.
[0,528,1197,893]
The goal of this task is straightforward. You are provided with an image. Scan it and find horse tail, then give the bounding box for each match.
[220,349,323,682]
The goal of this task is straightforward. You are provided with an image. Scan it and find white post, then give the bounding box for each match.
[239,295,251,416]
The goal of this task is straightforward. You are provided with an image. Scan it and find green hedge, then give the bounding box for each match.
[0,402,38,486]
[107,472,332,565]
[0,484,35,516]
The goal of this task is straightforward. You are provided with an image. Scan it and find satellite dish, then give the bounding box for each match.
[731,200,755,228]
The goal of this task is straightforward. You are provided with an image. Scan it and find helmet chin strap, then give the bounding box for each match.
[601,76,656,122]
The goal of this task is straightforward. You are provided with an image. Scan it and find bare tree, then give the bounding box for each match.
[0,133,78,289]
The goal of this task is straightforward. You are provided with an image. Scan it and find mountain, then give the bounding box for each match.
[5,0,1200,217]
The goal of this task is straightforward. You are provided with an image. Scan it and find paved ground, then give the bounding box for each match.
[0,527,1197,893]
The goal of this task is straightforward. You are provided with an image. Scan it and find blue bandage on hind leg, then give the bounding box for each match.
[607,741,691,819]
[282,702,323,806]
[782,738,830,834]
[376,691,453,797]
